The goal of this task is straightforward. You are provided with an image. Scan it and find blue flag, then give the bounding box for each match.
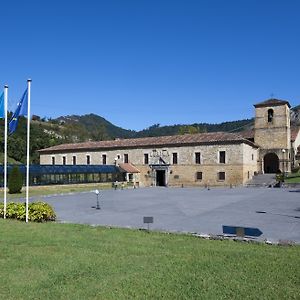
[9,88,28,134]
[0,92,4,119]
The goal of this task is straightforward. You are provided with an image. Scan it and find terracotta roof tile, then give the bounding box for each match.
[39,132,257,153]
[237,129,254,140]
[119,163,140,173]
[254,98,291,108]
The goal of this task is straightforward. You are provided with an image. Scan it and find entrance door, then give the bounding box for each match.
[264,153,279,173]
[156,170,166,186]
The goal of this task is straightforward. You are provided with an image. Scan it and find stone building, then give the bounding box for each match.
[39,99,300,187]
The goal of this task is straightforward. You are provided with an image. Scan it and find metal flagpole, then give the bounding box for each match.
[25,79,31,223]
[3,85,8,219]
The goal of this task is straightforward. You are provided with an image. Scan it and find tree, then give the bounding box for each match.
[8,165,23,194]
[178,125,203,135]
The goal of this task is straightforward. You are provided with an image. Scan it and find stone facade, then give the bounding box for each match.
[39,98,300,186]
[292,129,300,169]
[254,99,294,174]
[40,142,258,187]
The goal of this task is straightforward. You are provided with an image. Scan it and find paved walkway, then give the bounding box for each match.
[39,186,300,243]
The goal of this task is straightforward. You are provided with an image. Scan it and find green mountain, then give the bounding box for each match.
[55,114,136,141]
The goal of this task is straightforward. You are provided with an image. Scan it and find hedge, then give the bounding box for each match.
[0,202,56,222]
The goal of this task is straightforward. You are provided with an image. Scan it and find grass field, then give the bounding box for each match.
[0,220,299,299]
[285,172,300,183]
[0,182,113,199]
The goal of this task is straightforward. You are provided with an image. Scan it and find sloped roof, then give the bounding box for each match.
[119,163,140,173]
[237,129,255,140]
[39,132,257,154]
[254,98,291,108]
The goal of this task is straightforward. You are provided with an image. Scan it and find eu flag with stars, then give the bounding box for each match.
[9,88,28,134]
[0,92,4,119]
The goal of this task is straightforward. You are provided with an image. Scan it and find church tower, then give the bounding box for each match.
[254,99,291,174]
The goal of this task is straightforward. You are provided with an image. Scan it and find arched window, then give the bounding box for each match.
[268,109,274,123]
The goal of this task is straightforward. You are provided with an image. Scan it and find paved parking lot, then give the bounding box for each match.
[40,186,300,243]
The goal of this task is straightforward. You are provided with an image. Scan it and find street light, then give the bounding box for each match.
[282,149,286,181]
[95,189,100,209]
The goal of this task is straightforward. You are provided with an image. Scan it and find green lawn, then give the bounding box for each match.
[0,220,299,299]
[285,172,300,183]
[0,182,114,199]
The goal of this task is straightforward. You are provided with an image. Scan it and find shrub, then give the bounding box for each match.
[276,173,284,182]
[8,165,23,194]
[6,202,26,220]
[28,202,56,222]
[0,202,56,222]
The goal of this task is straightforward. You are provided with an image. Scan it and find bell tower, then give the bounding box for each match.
[254,99,291,173]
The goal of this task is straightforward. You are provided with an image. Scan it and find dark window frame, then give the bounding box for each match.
[73,156,77,165]
[196,171,202,180]
[124,153,129,163]
[62,156,66,165]
[102,154,107,165]
[268,109,274,123]
[218,171,225,181]
[195,152,201,164]
[172,153,178,165]
[87,155,91,165]
[144,153,149,165]
[219,151,226,164]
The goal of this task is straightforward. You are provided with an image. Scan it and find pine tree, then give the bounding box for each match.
[8,165,23,194]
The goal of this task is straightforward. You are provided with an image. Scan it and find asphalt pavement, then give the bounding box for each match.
[37,186,300,243]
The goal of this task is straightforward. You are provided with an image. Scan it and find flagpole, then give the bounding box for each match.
[3,85,8,219]
[25,79,31,223]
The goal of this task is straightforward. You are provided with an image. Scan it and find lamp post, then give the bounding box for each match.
[282,149,286,181]
[95,189,100,209]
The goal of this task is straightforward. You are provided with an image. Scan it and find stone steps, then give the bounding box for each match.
[246,174,277,187]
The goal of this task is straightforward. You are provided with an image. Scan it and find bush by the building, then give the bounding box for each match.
[8,165,23,194]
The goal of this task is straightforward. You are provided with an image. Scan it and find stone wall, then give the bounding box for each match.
[292,130,300,169]
[254,105,290,150]
[40,142,259,187]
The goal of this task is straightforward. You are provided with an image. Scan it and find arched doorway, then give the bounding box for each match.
[264,153,279,173]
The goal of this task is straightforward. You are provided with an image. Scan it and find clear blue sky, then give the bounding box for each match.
[1,0,299,130]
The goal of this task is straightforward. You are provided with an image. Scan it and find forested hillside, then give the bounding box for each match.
[1,104,298,164]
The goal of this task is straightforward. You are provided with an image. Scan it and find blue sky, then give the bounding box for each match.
[1,0,299,130]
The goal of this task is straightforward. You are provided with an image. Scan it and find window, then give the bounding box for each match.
[62,156,66,165]
[172,153,178,165]
[218,172,225,181]
[219,151,226,164]
[51,157,55,165]
[124,153,128,163]
[251,154,254,161]
[73,156,76,165]
[248,171,250,179]
[195,152,201,164]
[268,109,274,123]
[87,155,90,165]
[144,153,149,165]
[196,172,202,180]
[102,154,107,165]
[128,174,133,181]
